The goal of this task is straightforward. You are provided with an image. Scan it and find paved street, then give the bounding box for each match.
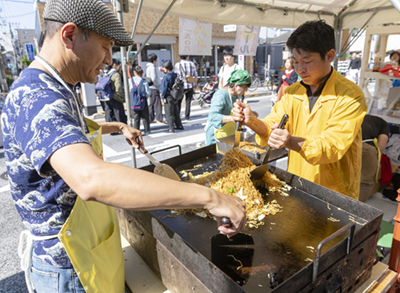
[0,89,274,292]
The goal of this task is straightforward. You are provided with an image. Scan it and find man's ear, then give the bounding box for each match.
[60,23,79,49]
[326,49,336,63]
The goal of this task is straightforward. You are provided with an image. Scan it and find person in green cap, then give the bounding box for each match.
[205,69,256,145]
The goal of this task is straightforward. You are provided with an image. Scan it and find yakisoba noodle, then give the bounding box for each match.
[238,141,266,154]
[172,148,288,228]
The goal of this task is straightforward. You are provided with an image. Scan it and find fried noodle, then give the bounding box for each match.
[172,148,288,228]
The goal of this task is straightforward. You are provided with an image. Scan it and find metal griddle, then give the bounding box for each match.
[118,144,383,293]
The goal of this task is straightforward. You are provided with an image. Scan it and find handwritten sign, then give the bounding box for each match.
[179,18,212,56]
[233,25,260,56]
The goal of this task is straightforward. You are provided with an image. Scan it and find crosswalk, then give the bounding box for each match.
[102,102,210,166]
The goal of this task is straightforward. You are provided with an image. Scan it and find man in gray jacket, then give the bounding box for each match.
[146,53,165,125]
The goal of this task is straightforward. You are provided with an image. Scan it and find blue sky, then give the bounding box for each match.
[0,0,37,30]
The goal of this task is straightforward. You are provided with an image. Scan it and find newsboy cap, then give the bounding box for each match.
[43,0,134,47]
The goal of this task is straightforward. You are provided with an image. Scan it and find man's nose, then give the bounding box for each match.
[104,47,112,65]
[295,63,305,73]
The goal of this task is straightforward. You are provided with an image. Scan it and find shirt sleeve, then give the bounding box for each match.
[379,119,390,137]
[208,91,229,128]
[143,80,151,98]
[191,62,198,77]
[15,89,89,177]
[159,76,168,99]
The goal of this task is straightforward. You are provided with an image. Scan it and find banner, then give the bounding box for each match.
[179,18,212,56]
[233,25,260,56]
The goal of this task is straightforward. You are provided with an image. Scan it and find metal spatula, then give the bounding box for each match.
[250,114,289,181]
[139,146,181,181]
[139,146,232,226]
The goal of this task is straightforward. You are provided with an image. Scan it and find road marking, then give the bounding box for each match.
[0,184,10,192]
[103,143,119,160]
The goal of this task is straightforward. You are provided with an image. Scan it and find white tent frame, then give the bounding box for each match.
[119,0,400,166]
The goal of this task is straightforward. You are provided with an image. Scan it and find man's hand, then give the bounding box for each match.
[205,190,247,238]
[268,123,290,149]
[120,124,143,149]
[232,99,254,125]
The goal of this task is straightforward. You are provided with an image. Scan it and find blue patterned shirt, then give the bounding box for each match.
[1,68,90,268]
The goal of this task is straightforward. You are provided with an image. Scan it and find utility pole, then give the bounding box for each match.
[113,0,137,168]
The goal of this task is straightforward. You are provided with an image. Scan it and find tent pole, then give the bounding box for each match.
[130,0,177,64]
[126,0,144,60]
[333,16,341,70]
[338,12,376,58]
[115,0,137,168]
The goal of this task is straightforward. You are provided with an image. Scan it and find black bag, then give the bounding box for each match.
[144,77,153,87]
[169,75,184,100]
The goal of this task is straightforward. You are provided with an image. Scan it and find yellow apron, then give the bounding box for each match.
[58,118,124,293]
[214,109,236,152]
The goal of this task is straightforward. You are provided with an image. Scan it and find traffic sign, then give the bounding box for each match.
[25,43,35,61]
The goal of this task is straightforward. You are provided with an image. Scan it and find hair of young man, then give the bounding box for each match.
[179,55,188,60]
[223,47,234,56]
[43,20,91,43]
[148,53,158,63]
[162,60,173,71]
[133,65,143,76]
[286,20,335,60]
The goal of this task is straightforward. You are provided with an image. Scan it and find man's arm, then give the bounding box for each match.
[48,143,246,236]
[377,134,389,153]
[96,121,143,148]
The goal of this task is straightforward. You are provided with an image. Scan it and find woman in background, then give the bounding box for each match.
[276,57,298,102]
[129,65,151,135]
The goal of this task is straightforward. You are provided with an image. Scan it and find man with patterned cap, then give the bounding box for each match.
[1,0,246,292]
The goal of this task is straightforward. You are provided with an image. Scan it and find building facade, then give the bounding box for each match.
[36,1,253,78]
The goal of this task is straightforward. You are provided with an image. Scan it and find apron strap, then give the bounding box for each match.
[18,230,58,293]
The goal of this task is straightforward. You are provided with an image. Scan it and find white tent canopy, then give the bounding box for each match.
[129,0,400,30]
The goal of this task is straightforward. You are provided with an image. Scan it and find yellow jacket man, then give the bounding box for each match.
[233,20,367,200]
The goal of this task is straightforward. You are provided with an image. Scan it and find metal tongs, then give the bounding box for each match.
[233,95,245,148]
[250,114,289,180]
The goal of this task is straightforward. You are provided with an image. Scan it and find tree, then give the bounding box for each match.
[21,54,32,68]
[21,48,37,68]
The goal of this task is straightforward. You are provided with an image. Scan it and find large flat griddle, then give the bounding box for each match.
[119,144,383,293]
